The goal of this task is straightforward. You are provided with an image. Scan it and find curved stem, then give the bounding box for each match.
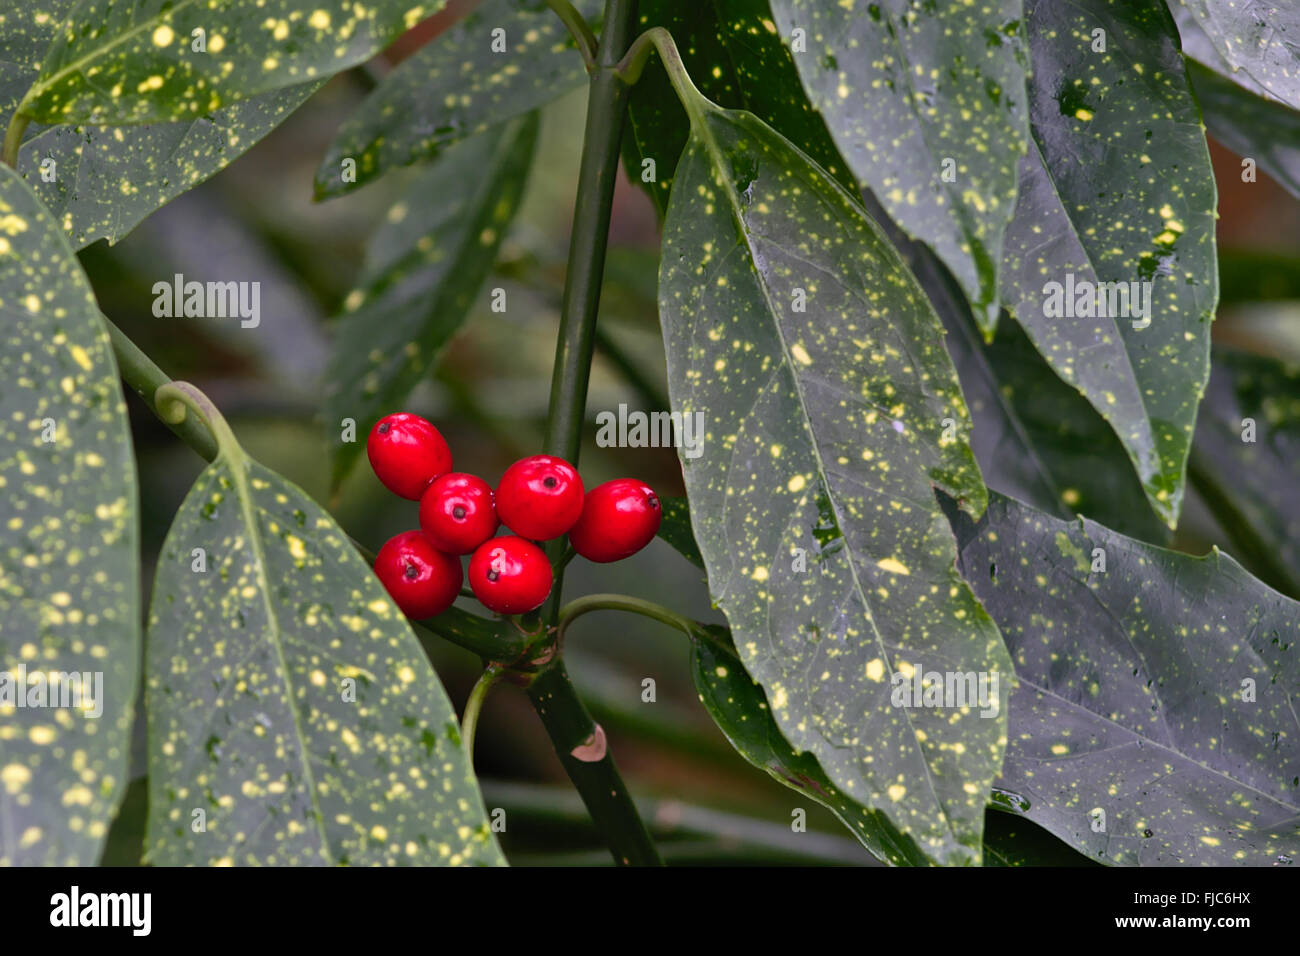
[461,664,503,761]
[557,593,737,661]
[154,381,244,463]
[613,27,710,124]
[545,0,598,71]
[553,544,576,574]
[1,113,28,169]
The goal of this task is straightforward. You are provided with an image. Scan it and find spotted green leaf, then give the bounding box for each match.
[1189,350,1300,599]
[679,575,1084,866]
[16,0,443,125]
[869,187,1168,542]
[316,0,598,198]
[622,0,857,218]
[1187,59,1300,202]
[660,100,1014,864]
[325,114,536,490]
[1169,0,1300,108]
[1,1,318,248]
[998,0,1217,529]
[145,446,503,866]
[769,0,1030,331]
[948,492,1300,866]
[0,164,139,865]
[693,637,928,865]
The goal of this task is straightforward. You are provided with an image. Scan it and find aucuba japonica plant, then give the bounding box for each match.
[0,0,1297,871]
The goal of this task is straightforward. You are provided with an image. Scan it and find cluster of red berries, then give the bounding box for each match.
[368,413,661,620]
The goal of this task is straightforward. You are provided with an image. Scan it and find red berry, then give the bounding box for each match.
[367,413,452,500]
[569,479,662,563]
[468,536,552,615]
[374,530,462,619]
[419,473,499,555]
[495,455,584,541]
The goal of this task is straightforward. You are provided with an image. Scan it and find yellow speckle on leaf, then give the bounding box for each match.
[887,784,906,801]
[152,25,174,46]
[309,10,331,29]
[866,659,885,682]
[790,344,813,366]
[877,557,910,576]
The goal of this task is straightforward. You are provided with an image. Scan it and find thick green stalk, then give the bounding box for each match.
[530,0,661,866]
[525,662,660,865]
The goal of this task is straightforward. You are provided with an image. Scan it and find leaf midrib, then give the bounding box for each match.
[226,456,332,860]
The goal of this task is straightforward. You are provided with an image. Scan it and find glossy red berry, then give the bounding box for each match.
[374,531,462,619]
[419,473,499,555]
[468,536,553,615]
[568,479,662,563]
[495,455,584,541]
[367,413,452,500]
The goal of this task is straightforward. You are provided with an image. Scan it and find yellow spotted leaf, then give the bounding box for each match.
[0,0,319,248]
[949,492,1300,866]
[999,0,1217,530]
[316,0,598,198]
[659,102,1013,865]
[16,0,445,126]
[0,163,140,865]
[769,0,1031,331]
[145,454,503,866]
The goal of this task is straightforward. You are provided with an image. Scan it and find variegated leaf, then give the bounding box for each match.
[146,442,502,866]
[999,0,1217,529]
[0,164,138,865]
[660,101,1012,865]
[949,492,1300,866]
[316,0,598,197]
[769,0,1031,331]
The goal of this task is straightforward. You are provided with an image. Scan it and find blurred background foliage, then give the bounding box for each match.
[89,10,1299,865]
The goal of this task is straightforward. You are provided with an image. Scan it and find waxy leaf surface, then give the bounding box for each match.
[1000,0,1217,529]
[146,453,503,865]
[0,164,138,864]
[0,0,317,248]
[659,103,1011,864]
[950,493,1300,866]
[770,0,1030,330]
[317,0,598,197]
[18,0,443,125]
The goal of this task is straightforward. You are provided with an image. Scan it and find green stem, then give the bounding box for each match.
[461,664,503,760]
[531,0,660,866]
[526,661,660,865]
[1,113,28,169]
[545,0,598,70]
[556,593,737,662]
